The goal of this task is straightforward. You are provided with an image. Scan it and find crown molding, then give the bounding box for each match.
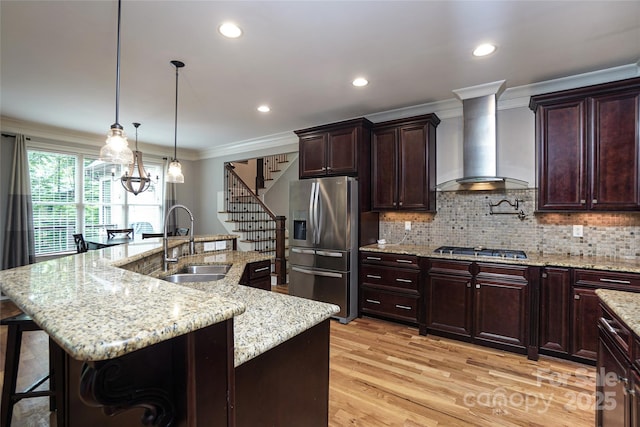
[197,131,299,159]
[0,116,200,161]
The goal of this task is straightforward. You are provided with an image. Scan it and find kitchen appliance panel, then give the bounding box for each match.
[315,176,351,250]
[289,266,352,319]
[289,179,316,248]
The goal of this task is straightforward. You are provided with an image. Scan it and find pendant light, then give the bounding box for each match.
[99,0,134,165]
[120,122,154,195]
[166,60,185,184]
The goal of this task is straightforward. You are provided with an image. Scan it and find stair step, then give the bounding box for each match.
[233,228,277,233]
[241,238,276,243]
[225,219,273,223]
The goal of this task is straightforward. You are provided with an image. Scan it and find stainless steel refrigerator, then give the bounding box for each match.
[289,176,358,323]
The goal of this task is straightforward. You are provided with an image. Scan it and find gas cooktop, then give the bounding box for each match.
[434,246,527,260]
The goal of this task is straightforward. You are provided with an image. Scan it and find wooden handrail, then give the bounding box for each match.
[225,164,286,285]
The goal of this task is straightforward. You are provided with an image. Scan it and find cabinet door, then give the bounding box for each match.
[597,326,630,427]
[539,267,571,354]
[590,91,640,210]
[474,278,528,350]
[299,133,327,178]
[571,286,600,361]
[398,124,430,210]
[426,273,473,338]
[537,100,588,210]
[327,127,358,176]
[371,128,398,210]
[632,369,640,427]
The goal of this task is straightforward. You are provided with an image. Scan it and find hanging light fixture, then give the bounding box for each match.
[166,60,185,184]
[120,122,155,195]
[99,0,134,165]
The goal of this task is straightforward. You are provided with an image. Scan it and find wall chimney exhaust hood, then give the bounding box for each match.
[438,80,528,191]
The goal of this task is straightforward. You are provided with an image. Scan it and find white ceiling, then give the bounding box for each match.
[1,1,639,157]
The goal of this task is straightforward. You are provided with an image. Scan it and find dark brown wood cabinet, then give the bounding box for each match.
[426,259,532,356]
[569,269,640,363]
[295,118,373,179]
[359,251,422,327]
[426,259,473,339]
[371,114,440,211]
[239,259,272,290]
[530,77,640,211]
[539,267,571,356]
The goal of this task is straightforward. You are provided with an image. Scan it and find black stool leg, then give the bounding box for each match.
[1,323,21,427]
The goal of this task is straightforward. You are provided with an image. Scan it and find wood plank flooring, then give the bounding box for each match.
[1,299,595,426]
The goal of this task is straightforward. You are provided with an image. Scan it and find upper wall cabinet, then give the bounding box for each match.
[530,77,640,211]
[371,114,440,211]
[295,118,373,179]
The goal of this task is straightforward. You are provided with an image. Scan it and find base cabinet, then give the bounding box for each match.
[239,260,272,291]
[426,260,532,356]
[359,251,422,327]
[596,304,637,427]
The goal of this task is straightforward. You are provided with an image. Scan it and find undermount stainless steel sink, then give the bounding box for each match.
[164,272,226,283]
[164,264,232,283]
[181,264,231,274]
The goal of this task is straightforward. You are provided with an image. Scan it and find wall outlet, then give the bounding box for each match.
[405,221,412,231]
[572,225,584,237]
[204,241,216,251]
[215,241,226,250]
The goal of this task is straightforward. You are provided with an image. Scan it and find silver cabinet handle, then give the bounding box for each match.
[592,199,598,204]
[395,304,412,310]
[292,247,315,254]
[254,267,270,272]
[366,274,382,279]
[574,294,580,300]
[476,284,480,289]
[600,278,631,285]
[396,259,412,264]
[396,278,412,283]
[366,299,381,304]
[580,199,586,204]
[366,256,382,261]
[467,283,471,288]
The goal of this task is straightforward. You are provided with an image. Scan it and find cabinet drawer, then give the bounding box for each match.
[575,269,640,289]
[600,305,632,360]
[361,265,420,293]
[361,288,419,323]
[247,260,271,279]
[360,251,419,269]
[429,259,473,276]
[476,263,529,282]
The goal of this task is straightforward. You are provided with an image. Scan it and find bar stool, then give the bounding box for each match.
[1,312,65,427]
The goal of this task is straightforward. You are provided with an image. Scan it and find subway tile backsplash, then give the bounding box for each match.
[379,189,640,259]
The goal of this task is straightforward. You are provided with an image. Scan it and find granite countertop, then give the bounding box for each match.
[0,234,338,364]
[360,243,640,273]
[595,289,640,338]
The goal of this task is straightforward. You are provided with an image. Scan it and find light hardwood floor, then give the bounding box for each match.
[1,300,595,426]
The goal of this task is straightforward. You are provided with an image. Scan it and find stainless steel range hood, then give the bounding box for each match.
[438,80,528,191]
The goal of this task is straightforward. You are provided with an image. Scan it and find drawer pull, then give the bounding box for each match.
[574,294,580,300]
[254,267,270,272]
[366,299,381,304]
[395,278,413,283]
[366,274,382,279]
[396,259,412,264]
[476,284,480,289]
[467,282,471,288]
[366,256,382,261]
[395,304,412,310]
[599,278,631,285]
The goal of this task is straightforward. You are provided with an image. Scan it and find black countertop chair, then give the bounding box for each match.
[106,228,134,239]
[72,233,88,253]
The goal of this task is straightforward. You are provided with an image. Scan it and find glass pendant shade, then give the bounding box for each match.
[166,159,184,183]
[100,125,134,164]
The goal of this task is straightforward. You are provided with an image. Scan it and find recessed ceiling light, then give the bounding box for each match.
[257,105,270,113]
[219,22,242,38]
[473,43,496,57]
[352,77,368,87]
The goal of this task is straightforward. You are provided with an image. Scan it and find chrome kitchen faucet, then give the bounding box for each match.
[164,204,195,271]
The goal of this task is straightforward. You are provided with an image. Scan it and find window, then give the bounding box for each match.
[28,148,165,256]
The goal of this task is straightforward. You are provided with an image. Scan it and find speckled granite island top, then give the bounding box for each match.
[360,243,640,273]
[596,289,640,338]
[0,234,338,365]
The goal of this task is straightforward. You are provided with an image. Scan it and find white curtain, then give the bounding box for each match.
[3,134,35,269]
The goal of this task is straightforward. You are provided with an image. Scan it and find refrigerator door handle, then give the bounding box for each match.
[315,181,322,245]
[309,182,317,245]
[291,247,316,255]
[292,266,343,278]
[315,250,344,258]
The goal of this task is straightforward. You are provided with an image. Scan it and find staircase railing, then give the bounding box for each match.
[225,164,286,285]
[255,154,289,195]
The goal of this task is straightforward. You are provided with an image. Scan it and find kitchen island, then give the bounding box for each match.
[0,235,339,427]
